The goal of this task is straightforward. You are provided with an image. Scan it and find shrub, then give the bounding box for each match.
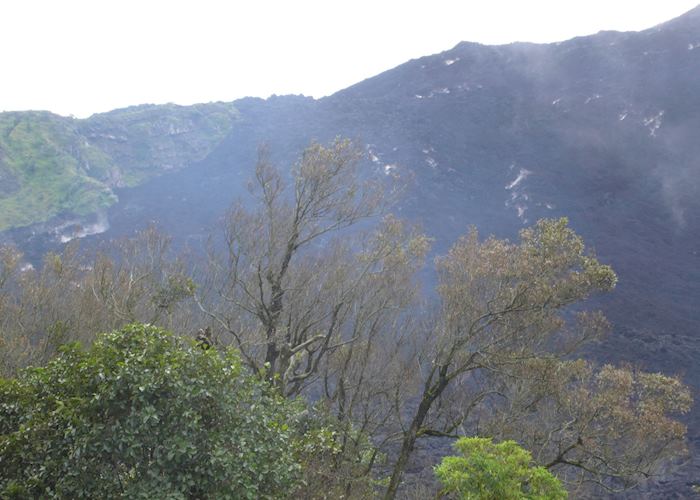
[0,323,304,499]
[435,437,567,500]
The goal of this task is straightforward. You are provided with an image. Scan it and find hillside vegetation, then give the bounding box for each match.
[0,103,238,230]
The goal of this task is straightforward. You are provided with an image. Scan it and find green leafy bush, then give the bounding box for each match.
[0,323,304,499]
[435,437,567,500]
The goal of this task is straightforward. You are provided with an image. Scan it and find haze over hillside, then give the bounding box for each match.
[1,5,700,496]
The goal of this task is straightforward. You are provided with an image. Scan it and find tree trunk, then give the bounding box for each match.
[383,391,437,499]
[384,366,449,500]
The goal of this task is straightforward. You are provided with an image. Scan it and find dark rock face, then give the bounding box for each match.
[2,6,700,496]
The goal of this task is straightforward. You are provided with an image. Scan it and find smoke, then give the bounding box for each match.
[652,120,700,230]
[55,211,110,243]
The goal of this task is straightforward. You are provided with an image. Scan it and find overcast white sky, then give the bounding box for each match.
[1,0,697,118]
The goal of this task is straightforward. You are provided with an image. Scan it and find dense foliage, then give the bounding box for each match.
[0,324,305,499]
[435,437,567,500]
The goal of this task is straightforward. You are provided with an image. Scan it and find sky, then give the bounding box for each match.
[1,0,698,118]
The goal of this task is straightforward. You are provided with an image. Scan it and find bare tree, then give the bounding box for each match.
[195,138,427,396]
[0,227,196,375]
[382,218,688,499]
[484,357,691,494]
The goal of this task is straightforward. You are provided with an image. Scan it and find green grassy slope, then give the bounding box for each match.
[0,112,117,229]
[0,103,238,231]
